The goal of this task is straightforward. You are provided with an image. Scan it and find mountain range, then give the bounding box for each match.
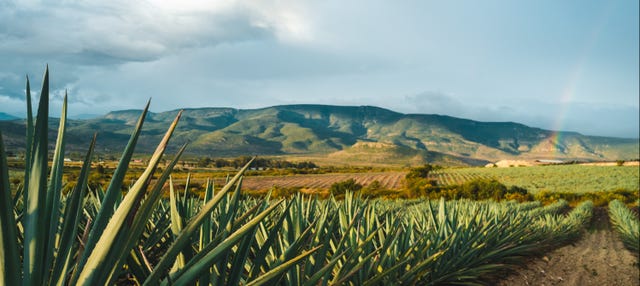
[1,105,638,166]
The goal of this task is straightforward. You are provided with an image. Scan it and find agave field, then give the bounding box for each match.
[430,165,639,194]
[3,69,638,285]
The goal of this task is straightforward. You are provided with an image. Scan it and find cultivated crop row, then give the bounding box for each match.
[429,169,491,186]
[238,171,406,191]
[608,200,640,253]
[133,187,596,285]
[430,165,639,193]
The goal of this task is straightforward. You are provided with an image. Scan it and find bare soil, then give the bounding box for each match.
[498,208,640,286]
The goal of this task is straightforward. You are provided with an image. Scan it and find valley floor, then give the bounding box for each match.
[497,208,639,286]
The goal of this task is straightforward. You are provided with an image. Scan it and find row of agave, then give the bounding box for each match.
[0,69,594,285]
[608,200,639,253]
[111,187,594,285]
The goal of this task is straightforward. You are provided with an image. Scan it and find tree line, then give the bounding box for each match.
[197,156,318,169]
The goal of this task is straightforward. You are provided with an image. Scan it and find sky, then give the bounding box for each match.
[0,0,638,138]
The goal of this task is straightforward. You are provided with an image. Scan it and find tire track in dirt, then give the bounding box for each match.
[498,208,639,286]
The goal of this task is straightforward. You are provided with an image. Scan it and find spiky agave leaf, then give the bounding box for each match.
[50,134,97,286]
[42,92,67,284]
[75,111,183,285]
[0,130,21,285]
[73,100,151,283]
[23,66,50,286]
[143,158,256,285]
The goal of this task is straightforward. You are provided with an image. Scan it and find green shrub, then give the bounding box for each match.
[272,186,302,198]
[405,164,437,180]
[360,180,398,198]
[403,178,533,201]
[535,188,639,206]
[329,178,362,196]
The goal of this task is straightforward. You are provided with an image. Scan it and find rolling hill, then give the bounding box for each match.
[0,112,18,121]
[0,104,637,165]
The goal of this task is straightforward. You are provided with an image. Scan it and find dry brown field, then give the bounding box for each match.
[238,171,406,191]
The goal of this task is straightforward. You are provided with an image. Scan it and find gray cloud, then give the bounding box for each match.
[0,1,273,62]
[0,0,296,103]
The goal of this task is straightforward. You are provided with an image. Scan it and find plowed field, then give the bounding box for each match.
[238,171,406,191]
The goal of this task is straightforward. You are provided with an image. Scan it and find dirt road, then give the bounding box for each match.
[498,208,639,286]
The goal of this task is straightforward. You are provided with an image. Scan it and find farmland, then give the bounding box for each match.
[429,165,639,193]
[7,161,638,195]
[168,164,639,196]
[232,171,405,192]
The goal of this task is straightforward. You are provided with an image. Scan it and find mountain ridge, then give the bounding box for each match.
[0,104,637,165]
[0,112,19,121]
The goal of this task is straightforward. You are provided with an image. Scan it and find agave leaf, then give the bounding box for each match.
[174,203,262,280]
[76,110,182,286]
[227,193,273,286]
[248,200,294,279]
[169,176,186,273]
[163,200,285,286]
[0,131,21,285]
[50,134,96,286]
[199,179,214,242]
[74,100,151,282]
[23,66,49,286]
[103,144,188,285]
[143,157,256,286]
[197,179,214,284]
[22,75,33,224]
[127,248,152,284]
[42,92,67,284]
[302,249,349,286]
[245,246,321,286]
[181,173,191,212]
[266,219,318,285]
[333,249,380,285]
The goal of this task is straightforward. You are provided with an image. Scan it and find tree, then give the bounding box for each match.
[405,164,435,180]
[329,179,362,195]
[198,157,212,167]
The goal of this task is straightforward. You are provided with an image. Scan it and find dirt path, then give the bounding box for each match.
[498,208,639,286]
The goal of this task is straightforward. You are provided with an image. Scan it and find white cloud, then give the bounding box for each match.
[0,0,313,62]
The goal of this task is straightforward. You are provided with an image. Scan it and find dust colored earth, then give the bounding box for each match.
[497,208,639,286]
[239,171,406,191]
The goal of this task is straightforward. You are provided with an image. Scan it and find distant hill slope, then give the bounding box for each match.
[0,112,19,121]
[0,104,637,165]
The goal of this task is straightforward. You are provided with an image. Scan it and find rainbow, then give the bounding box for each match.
[547,3,612,158]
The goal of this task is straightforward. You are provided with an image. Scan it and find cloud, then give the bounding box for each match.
[404,91,467,116]
[402,91,520,122]
[0,0,312,102]
[402,90,639,138]
[0,1,307,62]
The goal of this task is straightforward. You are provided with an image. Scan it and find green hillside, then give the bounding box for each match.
[0,104,637,165]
